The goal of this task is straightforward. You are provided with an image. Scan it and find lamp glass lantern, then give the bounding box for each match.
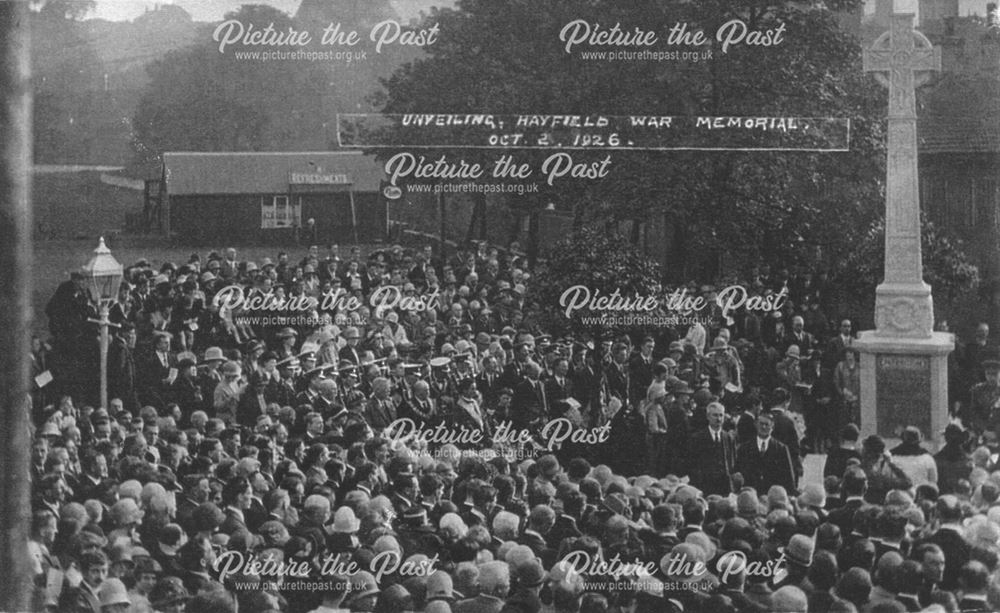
[82,237,123,305]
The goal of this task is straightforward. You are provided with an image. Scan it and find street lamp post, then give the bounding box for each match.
[82,237,123,410]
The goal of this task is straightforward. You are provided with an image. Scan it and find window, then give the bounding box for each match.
[261,195,301,229]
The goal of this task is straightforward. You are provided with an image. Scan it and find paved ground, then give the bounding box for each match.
[802,453,826,490]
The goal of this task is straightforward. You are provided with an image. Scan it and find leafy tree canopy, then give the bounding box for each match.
[529,227,662,340]
[374,0,892,278]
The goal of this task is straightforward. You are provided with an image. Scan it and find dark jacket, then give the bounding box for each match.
[687,428,736,496]
[824,447,862,479]
[934,444,972,495]
[735,437,797,495]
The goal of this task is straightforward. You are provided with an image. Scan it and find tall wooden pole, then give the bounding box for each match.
[0,1,34,610]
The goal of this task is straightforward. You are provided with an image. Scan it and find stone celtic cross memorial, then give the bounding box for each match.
[855,12,954,448]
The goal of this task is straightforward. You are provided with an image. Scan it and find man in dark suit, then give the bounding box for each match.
[137,330,175,410]
[107,323,140,412]
[219,478,263,550]
[769,388,803,482]
[734,410,797,494]
[823,319,854,372]
[894,559,924,612]
[956,560,991,612]
[511,362,548,430]
[477,356,504,407]
[961,323,992,386]
[784,315,815,355]
[547,490,584,550]
[45,271,92,347]
[400,380,438,424]
[919,495,971,591]
[570,345,604,417]
[544,358,574,413]
[628,337,656,406]
[518,505,557,569]
[66,550,106,613]
[604,342,631,409]
[826,467,870,536]
[501,340,533,389]
[687,402,736,496]
[637,504,680,567]
[735,393,760,446]
[913,543,946,608]
[365,377,397,431]
[407,260,427,289]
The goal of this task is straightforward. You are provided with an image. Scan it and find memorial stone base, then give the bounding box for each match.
[855,330,953,451]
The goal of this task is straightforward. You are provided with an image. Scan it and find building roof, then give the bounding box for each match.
[163,151,386,195]
[916,63,1000,154]
[919,113,1000,153]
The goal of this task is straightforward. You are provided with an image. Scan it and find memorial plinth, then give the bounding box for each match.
[854,13,953,450]
[856,329,953,448]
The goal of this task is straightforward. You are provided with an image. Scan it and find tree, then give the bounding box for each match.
[132,5,307,159]
[31,0,105,162]
[529,227,662,340]
[829,215,980,327]
[30,0,95,21]
[373,0,888,277]
[131,2,421,161]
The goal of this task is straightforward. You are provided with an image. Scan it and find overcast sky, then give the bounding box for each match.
[87,0,448,22]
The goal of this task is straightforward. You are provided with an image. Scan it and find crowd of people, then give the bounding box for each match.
[26,240,1000,613]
